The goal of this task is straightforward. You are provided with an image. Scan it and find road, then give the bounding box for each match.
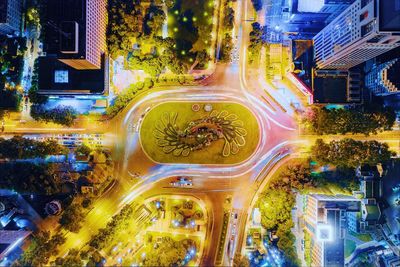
[3,0,400,265]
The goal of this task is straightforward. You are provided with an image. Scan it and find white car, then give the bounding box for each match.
[170,177,193,188]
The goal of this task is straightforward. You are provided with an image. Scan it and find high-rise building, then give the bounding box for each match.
[314,0,400,70]
[285,0,355,37]
[303,194,360,267]
[38,0,109,96]
[0,0,22,36]
[365,58,400,95]
[42,0,107,70]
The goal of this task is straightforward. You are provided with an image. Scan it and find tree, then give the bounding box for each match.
[142,237,194,266]
[270,163,313,192]
[222,6,234,31]
[75,144,92,157]
[54,249,82,267]
[144,5,166,36]
[233,253,250,267]
[219,33,233,62]
[311,138,394,168]
[17,232,66,266]
[59,204,85,233]
[304,106,396,136]
[0,136,67,159]
[28,59,48,104]
[248,22,264,63]
[30,105,77,126]
[257,189,295,230]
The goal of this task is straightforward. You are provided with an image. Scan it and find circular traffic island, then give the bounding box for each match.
[139,102,260,164]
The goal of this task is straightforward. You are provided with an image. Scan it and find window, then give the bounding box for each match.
[54,70,69,83]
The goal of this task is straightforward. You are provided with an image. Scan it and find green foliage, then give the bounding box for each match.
[305,106,396,135]
[258,189,295,230]
[233,253,250,267]
[0,136,68,159]
[219,33,233,63]
[75,144,92,157]
[142,237,195,266]
[88,204,135,250]
[106,79,155,118]
[222,6,235,31]
[54,249,82,267]
[0,36,26,88]
[60,204,85,233]
[30,105,77,126]
[28,59,48,104]
[169,0,214,66]
[256,163,313,264]
[107,0,143,58]
[144,5,166,36]
[16,232,66,266]
[0,89,22,110]
[0,162,60,194]
[270,163,314,193]
[311,138,394,168]
[82,198,92,208]
[248,22,264,64]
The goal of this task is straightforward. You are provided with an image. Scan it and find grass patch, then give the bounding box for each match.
[216,211,230,264]
[350,232,372,242]
[345,239,356,258]
[140,101,260,164]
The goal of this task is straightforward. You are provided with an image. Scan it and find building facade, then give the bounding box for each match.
[0,0,22,36]
[365,58,400,95]
[314,0,400,69]
[303,194,360,267]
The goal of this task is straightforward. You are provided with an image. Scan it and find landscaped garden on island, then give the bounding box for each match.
[139,102,260,164]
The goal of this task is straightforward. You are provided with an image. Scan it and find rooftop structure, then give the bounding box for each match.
[304,194,360,267]
[314,0,400,70]
[37,55,107,95]
[0,0,22,36]
[38,0,109,96]
[41,0,107,70]
[365,58,400,96]
[285,0,355,37]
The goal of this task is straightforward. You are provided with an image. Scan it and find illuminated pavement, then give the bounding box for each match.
[6,0,400,265]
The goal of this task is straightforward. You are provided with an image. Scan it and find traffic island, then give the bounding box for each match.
[139,101,260,164]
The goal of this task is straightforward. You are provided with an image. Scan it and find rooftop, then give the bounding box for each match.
[37,55,106,95]
[379,0,400,32]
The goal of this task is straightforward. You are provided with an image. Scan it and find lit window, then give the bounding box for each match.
[54,70,69,83]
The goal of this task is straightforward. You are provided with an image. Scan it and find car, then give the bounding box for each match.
[170,177,193,188]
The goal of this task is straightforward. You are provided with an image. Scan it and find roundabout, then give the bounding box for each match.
[139,101,260,164]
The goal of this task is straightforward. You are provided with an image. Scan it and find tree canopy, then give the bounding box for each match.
[311,138,394,168]
[0,162,60,194]
[16,231,65,266]
[59,204,85,233]
[0,136,67,159]
[30,105,77,126]
[142,237,195,266]
[304,106,396,136]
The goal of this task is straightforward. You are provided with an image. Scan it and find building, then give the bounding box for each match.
[284,0,355,38]
[38,0,109,97]
[41,0,107,70]
[303,194,360,267]
[365,58,400,96]
[314,0,400,70]
[348,165,385,233]
[0,0,22,36]
[312,68,362,103]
